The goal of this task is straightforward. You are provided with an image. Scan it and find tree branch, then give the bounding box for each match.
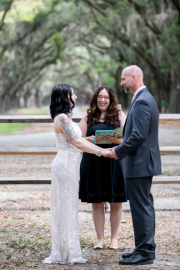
[82,0,108,17]
[128,0,162,35]
[171,0,180,24]
[0,0,13,31]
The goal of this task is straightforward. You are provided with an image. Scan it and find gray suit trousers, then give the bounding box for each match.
[126,176,156,260]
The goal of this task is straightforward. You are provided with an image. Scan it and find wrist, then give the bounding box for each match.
[95,149,102,157]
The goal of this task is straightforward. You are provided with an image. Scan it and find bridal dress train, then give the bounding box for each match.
[44,120,87,265]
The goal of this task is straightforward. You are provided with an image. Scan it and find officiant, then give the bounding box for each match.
[79,86,127,250]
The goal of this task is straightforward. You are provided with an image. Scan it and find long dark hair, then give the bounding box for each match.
[50,84,74,120]
[87,86,120,126]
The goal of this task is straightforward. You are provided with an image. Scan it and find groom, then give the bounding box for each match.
[109,65,161,265]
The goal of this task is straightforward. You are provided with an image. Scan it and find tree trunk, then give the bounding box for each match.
[114,65,121,102]
[35,88,42,108]
[175,90,180,113]
[153,77,163,112]
[11,93,19,110]
[0,92,2,113]
[24,88,32,108]
[175,79,180,113]
[114,64,129,111]
[2,95,12,112]
[165,72,174,113]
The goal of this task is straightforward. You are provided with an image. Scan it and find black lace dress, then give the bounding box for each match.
[79,122,127,203]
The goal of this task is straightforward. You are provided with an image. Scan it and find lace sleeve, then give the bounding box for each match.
[56,114,81,142]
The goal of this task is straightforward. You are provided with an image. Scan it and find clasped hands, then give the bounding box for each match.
[89,135,119,159]
[102,147,118,159]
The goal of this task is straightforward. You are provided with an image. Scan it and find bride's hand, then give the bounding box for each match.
[101,149,112,158]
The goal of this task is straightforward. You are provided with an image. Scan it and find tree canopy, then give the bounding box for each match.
[0,0,179,112]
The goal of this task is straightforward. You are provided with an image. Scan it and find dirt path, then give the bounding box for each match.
[0,111,180,269]
[0,184,180,269]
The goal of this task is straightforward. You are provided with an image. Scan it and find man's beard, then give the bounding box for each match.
[124,87,130,93]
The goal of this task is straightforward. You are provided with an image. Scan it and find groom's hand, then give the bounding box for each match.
[110,147,118,160]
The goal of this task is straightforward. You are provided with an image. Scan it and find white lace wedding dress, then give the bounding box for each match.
[44,121,87,265]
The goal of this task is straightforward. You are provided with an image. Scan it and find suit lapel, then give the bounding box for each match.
[123,100,134,136]
[123,88,148,136]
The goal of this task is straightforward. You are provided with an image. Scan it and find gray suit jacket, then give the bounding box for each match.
[115,88,161,178]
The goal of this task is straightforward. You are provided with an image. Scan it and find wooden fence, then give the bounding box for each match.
[0,114,180,185]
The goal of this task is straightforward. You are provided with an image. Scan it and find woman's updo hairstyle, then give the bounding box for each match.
[50,84,74,120]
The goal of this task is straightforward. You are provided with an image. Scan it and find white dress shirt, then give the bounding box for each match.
[132,85,146,101]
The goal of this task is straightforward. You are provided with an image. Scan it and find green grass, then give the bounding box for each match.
[5,253,13,260]
[80,238,94,249]
[3,263,9,268]
[119,246,126,252]
[80,106,88,112]
[0,107,49,134]
[5,234,12,239]
[16,107,49,115]
[9,240,18,249]
[15,259,25,267]
[0,123,30,134]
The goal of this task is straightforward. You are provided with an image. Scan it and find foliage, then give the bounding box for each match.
[0,0,179,112]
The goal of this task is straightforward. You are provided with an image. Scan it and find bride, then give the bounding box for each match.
[44,84,111,265]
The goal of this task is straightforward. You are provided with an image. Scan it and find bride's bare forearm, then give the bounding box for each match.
[72,138,102,154]
[57,114,102,154]
[82,136,91,141]
[81,137,102,150]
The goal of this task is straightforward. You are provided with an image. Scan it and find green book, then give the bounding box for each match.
[94,126,124,144]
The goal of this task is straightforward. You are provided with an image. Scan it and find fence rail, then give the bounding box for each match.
[0,146,180,156]
[0,114,180,184]
[0,176,179,185]
[0,114,180,123]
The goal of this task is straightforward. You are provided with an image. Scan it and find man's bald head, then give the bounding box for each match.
[121,65,144,93]
[123,65,143,80]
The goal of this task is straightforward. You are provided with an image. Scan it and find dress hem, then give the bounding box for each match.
[44,256,87,265]
[79,196,127,204]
